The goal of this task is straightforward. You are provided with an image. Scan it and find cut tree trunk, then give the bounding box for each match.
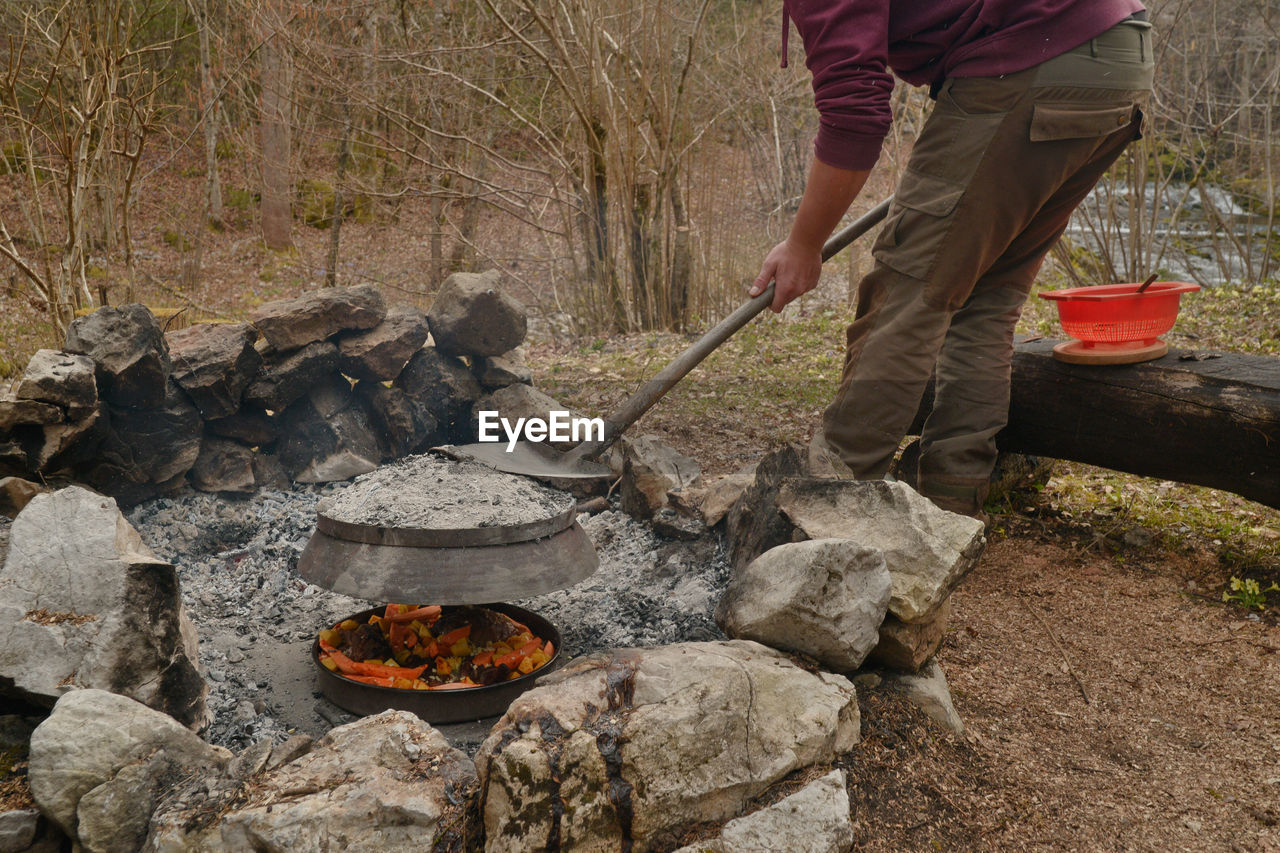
[911,339,1280,510]
[259,7,293,251]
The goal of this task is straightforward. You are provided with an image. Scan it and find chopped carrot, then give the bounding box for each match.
[473,650,493,667]
[429,681,476,690]
[544,641,555,658]
[389,620,409,652]
[383,605,442,624]
[438,624,471,646]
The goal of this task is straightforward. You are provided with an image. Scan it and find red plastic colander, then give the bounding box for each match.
[1038,281,1200,346]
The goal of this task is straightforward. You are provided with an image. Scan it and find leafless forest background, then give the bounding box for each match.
[0,0,1276,355]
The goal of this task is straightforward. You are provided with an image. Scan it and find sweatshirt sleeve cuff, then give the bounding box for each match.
[813,124,885,171]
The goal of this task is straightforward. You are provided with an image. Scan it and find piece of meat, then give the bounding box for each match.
[341,622,391,662]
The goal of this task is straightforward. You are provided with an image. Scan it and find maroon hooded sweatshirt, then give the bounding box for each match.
[783,0,1145,171]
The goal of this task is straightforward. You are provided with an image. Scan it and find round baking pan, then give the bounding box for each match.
[312,602,562,724]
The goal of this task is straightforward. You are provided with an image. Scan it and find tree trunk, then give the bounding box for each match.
[194,0,223,227]
[259,9,293,251]
[911,340,1280,510]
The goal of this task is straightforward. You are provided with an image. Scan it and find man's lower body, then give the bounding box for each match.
[822,18,1156,516]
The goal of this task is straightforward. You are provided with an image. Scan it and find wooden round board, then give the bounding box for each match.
[1052,339,1168,365]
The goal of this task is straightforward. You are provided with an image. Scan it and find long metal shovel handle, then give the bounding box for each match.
[566,196,893,464]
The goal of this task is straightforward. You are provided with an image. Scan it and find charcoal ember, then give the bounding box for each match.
[64,304,171,409]
[427,269,527,357]
[336,303,430,382]
[243,341,339,412]
[206,408,280,447]
[276,375,380,483]
[393,346,481,443]
[166,322,262,419]
[354,379,440,459]
[250,285,386,352]
[14,350,98,416]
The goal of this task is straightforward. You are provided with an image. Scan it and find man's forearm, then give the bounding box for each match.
[788,159,871,252]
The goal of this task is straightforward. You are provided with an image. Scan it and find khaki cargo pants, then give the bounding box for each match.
[822,18,1155,515]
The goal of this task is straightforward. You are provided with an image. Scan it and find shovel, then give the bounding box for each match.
[445,197,892,481]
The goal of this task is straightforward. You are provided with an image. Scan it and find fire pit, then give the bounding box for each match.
[297,453,596,722]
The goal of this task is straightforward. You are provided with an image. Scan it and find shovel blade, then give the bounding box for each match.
[438,441,612,481]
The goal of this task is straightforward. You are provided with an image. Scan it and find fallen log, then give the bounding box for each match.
[912,339,1280,510]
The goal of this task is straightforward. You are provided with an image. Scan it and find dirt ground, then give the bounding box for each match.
[841,526,1280,852]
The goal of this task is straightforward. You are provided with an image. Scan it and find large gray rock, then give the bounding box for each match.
[473,350,532,389]
[14,350,97,415]
[476,641,859,853]
[335,303,430,381]
[699,461,759,528]
[354,379,440,459]
[394,346,481,442]
[77,381,202,504]
[205,409,279,446]
[165,323,262,419]
[0,394,62,431]
[146,711,477,853]
[276,375,380,482]
[0,808,41,852]
[16,406,101,473]
[249,285,386,352]
[427,269,527,357]
[64,305,171,409]
[470,383,585,450]
[671,769,853,853]
[620,434,702,519]
[27,690,230,840]
[879,660,965,736]
[868,598,951,672]
[716,539,891,672]
[0,476,47,517]
[189,437,256,494]
[243,340,339,412]
[0,488,207,727]
[724,444,807,569]
[777,478,985,623]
